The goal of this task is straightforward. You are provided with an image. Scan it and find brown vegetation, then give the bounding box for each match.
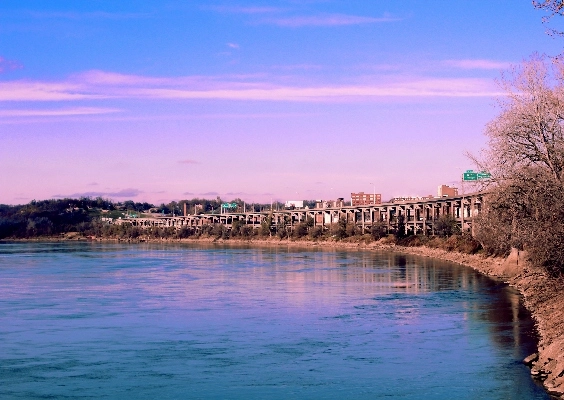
[472,55,564,275]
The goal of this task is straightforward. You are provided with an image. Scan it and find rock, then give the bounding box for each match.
[499,247,526,277]
[546,376,564,397]
[545,386,564,397]
[524,353,539,365]
[545,359,559,374]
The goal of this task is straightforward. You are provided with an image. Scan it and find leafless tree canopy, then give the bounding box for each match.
[474,56,564,274]
[533,0,564,16]
[533,0,564,36]
[479,55,564,182]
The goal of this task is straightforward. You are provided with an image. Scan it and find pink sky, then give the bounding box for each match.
[0,1,560,205]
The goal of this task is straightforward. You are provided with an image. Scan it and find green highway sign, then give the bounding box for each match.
[463,171,477,181]
[462,170,491,181]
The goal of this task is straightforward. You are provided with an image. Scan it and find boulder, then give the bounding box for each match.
[523,353,539,365]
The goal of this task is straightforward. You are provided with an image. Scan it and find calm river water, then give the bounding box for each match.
[0,242,548,399]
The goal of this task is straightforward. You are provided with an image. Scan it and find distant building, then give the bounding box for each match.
[315,198,345,209]
[285,200,304,209]
[438,185,458,197]
[351,192,382,206]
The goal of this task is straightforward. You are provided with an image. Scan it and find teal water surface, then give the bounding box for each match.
[0,242,548,399]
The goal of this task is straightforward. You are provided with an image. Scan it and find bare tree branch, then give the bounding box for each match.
[472,55,564,274]
[533,0,564,36]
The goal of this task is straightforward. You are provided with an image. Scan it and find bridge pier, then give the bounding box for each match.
[111,193,485,238]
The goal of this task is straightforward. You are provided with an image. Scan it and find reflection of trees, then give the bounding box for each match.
[465,280,538,357]
[138,243,538,357]
[266,247,537,355]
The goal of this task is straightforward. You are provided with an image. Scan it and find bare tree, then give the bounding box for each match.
[472,56,564,274]
[474,55,564,183]
[533,0,564,36]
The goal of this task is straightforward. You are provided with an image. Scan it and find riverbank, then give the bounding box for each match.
[259,238,564,398]
[4,235,563,397]
[279,238,563,398]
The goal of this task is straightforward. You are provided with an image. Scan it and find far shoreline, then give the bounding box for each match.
[3,236,564,397]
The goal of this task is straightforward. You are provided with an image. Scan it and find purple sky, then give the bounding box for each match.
[1,1,562,205]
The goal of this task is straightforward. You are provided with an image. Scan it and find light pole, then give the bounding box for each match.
[369,183,376,204]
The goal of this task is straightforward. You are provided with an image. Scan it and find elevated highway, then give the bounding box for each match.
[115,192,485,236]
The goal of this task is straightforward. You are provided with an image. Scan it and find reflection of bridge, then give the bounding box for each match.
[118,192,485,236]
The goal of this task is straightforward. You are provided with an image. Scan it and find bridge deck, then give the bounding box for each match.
[112,192,485,236]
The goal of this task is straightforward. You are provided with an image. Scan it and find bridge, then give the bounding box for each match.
[114,192,485,236]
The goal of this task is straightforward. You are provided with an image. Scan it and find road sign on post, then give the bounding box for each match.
[463,170,478,181]
[462,170,490,181]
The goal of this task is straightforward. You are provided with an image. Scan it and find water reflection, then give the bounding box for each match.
[0,242,547,399]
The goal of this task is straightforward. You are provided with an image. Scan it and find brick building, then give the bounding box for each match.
[351,192,382,206]
[438,185,458,197]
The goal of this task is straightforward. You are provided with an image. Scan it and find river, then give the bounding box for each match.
[0,242,548,399]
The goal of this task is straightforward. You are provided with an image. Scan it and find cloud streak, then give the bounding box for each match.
[0,70,503,104]
[0,81,106,101]
[264,13,400,27]
[127,78,502,101]
[204,5,284,14]
[443,59,512,70]
[53,188,143,199]
[205,6,399,27]
[0,107,121,117]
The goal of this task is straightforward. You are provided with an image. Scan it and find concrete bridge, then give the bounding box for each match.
[113,192,485,236]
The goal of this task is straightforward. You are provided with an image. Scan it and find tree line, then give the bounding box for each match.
[0,195,480,256]
[0,197,317,239]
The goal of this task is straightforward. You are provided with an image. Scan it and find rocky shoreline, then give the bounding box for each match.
[5,236,564,397]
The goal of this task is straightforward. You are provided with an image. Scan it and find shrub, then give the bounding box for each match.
[292,222,308,238]
[309,226,324,239]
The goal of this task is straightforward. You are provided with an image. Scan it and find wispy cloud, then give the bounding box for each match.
[443,59,512,70]
[204,5,284,14]
[270,63,322,71]
[53,188,142,199]
[0,71,503,105]
[178,159,200,165]
[77,70,169,86]
[227,42,240,49]
[0,81,106,101]
[205,5,399,27]
[74,70,269,88]
[0,57,23,73]
[127,78,502,101]
[263,13,399,27]
[0,107,121,117]
[202,191,219,196]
